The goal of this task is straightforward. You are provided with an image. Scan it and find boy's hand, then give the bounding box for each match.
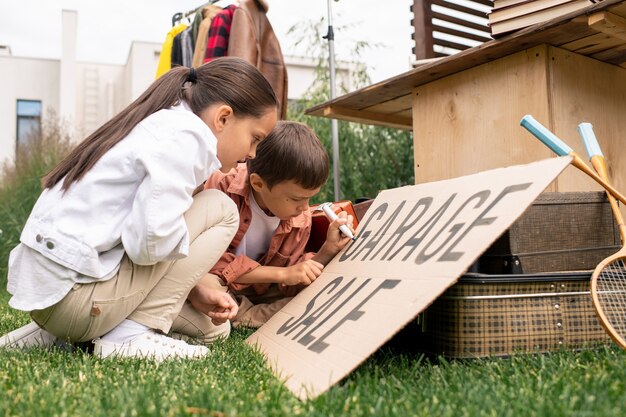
[324,211,355,252]
[188,284,239,325]
[312,211,356,266]
[281,259,324,286]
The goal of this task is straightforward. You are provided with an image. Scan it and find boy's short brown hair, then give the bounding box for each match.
[247,121,329,190]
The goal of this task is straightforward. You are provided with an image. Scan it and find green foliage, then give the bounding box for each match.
[0,114,72,290]
[287,17,414,203]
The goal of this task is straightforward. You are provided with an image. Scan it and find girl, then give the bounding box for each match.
[1,57,278,360]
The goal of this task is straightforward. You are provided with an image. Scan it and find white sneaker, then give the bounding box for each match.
[93,330,209,361]
[0,321,60,349]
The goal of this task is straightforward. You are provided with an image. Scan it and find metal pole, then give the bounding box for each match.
[325,0,340,200]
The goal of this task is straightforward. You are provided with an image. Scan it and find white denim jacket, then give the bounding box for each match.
[8,102,220,310]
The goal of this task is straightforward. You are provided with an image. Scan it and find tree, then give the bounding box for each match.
[286,17,415,204]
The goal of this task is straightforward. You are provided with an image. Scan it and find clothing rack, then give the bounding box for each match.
[171,0,221,27]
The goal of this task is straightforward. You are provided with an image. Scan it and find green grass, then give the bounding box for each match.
[2,291,626,417]
[3,121,626,416]
[0,117,72,291]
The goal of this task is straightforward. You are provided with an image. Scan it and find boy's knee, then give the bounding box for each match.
[195,320,231,344]
[211,321,231,342]
[172,300,232,345]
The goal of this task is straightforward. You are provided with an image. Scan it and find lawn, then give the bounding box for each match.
[2,290,626,417]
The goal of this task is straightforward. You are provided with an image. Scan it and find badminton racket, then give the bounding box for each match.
[578,122,626,349]
[520,115,626,206]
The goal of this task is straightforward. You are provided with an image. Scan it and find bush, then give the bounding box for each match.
[0,113,72,290]
[286,17,414,204]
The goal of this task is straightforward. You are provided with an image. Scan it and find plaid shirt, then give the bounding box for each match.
[203,4,237,63]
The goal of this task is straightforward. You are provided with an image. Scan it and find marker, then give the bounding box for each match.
[319,202,357,241]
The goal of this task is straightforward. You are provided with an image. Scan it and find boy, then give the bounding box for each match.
[194,121,354,328]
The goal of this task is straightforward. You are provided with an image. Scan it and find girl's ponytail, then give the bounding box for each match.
[43,67,189,190]
[43,57,277,191]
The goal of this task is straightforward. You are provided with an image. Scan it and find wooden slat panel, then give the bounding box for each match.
[590,42,626,64]
[432,0,490,19]
[412,0,435,60]
[433,24,492,42]
[560,32,624,54]
[471,0,494,7]
[435,38,474,51]
[432,11,490,32]
[608,2,626,17]
[574,36,624,54]
[322,106,412,130]
[363,94,413,115]
[396,109,413,121]
[589,11,626,41]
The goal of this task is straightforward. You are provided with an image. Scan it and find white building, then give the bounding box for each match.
[0,10,356,165]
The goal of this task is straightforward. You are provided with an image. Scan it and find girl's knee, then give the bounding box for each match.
[187,190,239,239]
[203,321,231,344]
[196,189,238,221]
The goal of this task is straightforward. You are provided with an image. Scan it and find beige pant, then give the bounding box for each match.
[31,189,239,344]
[234,290,292,329]
[199,275,292,329]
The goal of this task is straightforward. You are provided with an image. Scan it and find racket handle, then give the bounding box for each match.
[577,122,604,160]
[520,115,573,156]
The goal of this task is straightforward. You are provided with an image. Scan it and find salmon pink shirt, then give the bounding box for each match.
[204,164,314,295]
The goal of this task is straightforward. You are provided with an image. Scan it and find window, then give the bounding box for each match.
[16,99,42,154]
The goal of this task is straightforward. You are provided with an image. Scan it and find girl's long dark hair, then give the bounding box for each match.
[43,57,278,190]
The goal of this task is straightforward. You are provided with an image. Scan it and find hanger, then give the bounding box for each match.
[171,0,223,27]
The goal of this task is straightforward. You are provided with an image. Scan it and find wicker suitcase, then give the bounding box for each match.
[410,271,611,358]
[479,192,621,274]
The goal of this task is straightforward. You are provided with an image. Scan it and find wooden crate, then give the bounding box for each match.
[479,191,621,274]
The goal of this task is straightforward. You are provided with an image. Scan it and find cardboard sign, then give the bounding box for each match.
[247,156,572,400]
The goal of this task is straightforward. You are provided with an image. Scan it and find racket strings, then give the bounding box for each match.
[596,258,626,338]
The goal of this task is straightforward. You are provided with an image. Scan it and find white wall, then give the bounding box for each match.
[0,56,60,164]
[74,62,125,138]
[284,55,355,100]
[125,41,162,102]
[0,50,145,165]
[59,10,77,126]
[0,11,354,166]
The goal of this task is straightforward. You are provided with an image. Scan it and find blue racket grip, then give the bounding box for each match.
[577,122,603,160]
[520,115,573,156]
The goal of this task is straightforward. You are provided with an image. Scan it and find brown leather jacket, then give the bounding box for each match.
[228,0,288,119]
